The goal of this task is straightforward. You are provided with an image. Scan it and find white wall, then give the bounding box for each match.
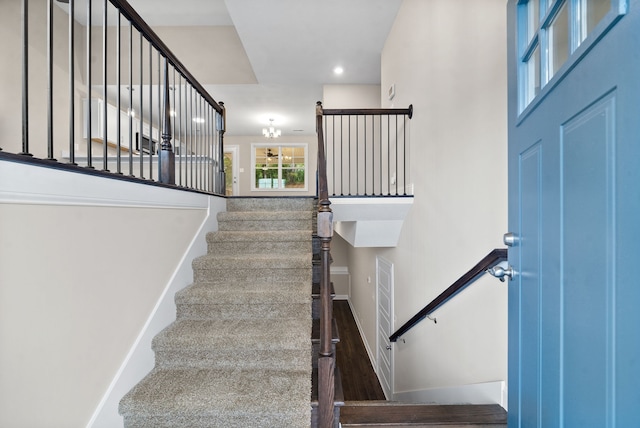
[0,160,225,427]
[339,0,509,403]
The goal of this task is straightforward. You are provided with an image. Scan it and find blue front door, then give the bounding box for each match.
[507,1,640,426]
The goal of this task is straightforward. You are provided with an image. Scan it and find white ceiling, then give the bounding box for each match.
[125,0,403,136]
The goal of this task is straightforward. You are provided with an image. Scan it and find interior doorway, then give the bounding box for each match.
[224,145,239,196]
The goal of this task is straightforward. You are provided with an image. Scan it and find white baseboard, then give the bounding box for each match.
[393,380,506,409]
[346,298,378,376]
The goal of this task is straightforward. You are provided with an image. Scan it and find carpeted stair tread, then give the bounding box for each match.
[218,210,313,222]
[120,367,311,427]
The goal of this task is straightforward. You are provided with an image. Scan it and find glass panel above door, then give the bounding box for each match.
[550,1,569,78]
[517,0,625,114]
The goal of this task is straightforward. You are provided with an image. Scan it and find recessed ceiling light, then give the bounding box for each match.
[333,66,344,75]
[192,117,205,123]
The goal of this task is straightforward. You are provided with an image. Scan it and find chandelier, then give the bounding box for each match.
[262,119,281,139]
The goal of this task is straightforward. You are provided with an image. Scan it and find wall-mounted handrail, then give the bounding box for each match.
[389,248,508,343]
[319,105,413,197]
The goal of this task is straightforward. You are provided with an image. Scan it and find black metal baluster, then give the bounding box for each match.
[47,0,55,160]
[332,116,335,196]
[189,86,194,188]
[20,0,30,156]
[340,116,343,195]
[86,0,93,168]
[115,12,122,174]
[363,116,367,195]
[68,0,75,164]
[356,116,360,195]
[198,94,203,190]
[387,115,390,195]
[138,33,143,178]
[379,114,382,195]
[127,21,133,175]
[177,74,183,186]
[102,0,108,171]
[395,114,399,195]
[208,103,213,192]
[157,51,161,179]
[347,115,351,196]
[371,115,375,195]
[148,43,153,180]
[403,113,408,195]
[195,94,199,190]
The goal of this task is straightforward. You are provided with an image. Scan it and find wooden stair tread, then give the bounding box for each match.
[340,403,507,426]
[312,318,340,344]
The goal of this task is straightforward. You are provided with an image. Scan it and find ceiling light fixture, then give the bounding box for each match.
[262,119,281,139]
[333,66,344,75]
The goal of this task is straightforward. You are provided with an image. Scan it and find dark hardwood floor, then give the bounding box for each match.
[333,300,386,401]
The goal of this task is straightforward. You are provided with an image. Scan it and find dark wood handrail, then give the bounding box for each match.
[389,248,508,343]
[322,105,413,118]
[108,0,223,114]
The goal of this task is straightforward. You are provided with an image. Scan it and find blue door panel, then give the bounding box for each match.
[519,144,542,427]
[561,94,616,427]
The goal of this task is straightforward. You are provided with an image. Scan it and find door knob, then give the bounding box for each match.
[503,232,518,246]
[487,262,515,282]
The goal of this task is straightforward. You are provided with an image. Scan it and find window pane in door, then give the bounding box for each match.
[525,45,541,106]
[550,2,569,78]
[527,0,541,41]
[584,0,610,38]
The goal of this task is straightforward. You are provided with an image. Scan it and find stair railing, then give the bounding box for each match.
[319,104,413,197]
[315,102,336,427]
[3,0,225,195]
[389,248,508,342]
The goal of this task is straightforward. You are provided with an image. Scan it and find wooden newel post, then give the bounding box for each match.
[159,58,175,185]
[316,101,336,428]
[217,101,226,195]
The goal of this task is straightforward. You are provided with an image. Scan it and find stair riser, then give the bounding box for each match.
[227,197,314,212]
[193,255,312,270]
[193,268,311,283]
[154,349,310,370]
[176,303,310,320]
[208,241,310,255]
[124,413,311,428]
[218,219,312,231]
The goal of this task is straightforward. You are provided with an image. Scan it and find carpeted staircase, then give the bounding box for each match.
[119,197,315,428]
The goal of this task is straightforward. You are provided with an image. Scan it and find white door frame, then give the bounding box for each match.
[224,145,239,196]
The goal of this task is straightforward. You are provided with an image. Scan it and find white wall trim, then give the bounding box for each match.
[0,160,208,209]
[393,380,506,409]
